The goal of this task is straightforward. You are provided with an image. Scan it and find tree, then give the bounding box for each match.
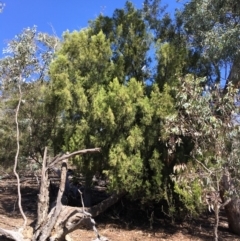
[0,3,182,240]
[180,0,240,86]
[163,75,240,239]
[0,27,123,241]
[46,1,212,219]
[46,2,177,206]
[0,26,60,226]
[90,1,151,82]
[0,27,60,165]
[177,0,240,235]
[2,1,240,239]
[142,0,215,89]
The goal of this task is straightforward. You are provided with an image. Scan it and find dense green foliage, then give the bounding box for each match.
[46,4,176,200]
[1,2,240,231]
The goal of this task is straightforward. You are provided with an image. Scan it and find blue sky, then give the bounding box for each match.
[0,0,186,55]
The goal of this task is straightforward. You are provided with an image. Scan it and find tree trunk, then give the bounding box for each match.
[221,171,240,235]
[224,55,240,91]
[224,199,240,235]
[32,148,122,241]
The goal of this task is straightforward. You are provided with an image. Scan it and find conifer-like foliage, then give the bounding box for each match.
[2,2,240,237]
[90,1,151,82]
[47,2,176,201]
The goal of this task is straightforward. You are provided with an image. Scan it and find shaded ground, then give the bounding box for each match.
[0,176,240,241]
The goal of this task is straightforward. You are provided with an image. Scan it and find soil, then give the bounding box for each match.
[0,175,240,241]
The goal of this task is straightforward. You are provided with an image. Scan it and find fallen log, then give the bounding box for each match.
[0,147,125,241]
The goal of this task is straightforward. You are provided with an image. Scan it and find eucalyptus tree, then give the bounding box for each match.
[180,0,240,87]
[145,1,240,239]
[0,27,59,165]
[0,27,58,232]
[173,0,240,236]
[163,74,240,238]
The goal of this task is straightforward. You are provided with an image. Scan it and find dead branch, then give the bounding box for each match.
[88,191,126,217]
[46,191,124,240]
[0,228,24,241]
[33,148,122,241]
[33,155,68,241]
[0,147,125,241]
[48,148,101,168]
[35,147,49,229]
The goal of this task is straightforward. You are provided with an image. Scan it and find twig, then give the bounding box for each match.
[78,189,85,211]
[78,189,102,240]
[161,205,171,218]
[194,157,212,174]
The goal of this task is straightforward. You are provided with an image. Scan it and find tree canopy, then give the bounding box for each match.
[1,1,240,238]
[46,3,176,200]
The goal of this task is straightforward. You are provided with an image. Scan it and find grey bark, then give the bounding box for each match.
[0,147,124,241]
[225,199,240,235]
[221,171,240,235]
[225,56,240,91]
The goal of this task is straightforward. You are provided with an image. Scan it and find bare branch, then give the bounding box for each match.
[78,189,85,211]
[48,148,101,168]
[87,191,126,217]
[194,157,212,174]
